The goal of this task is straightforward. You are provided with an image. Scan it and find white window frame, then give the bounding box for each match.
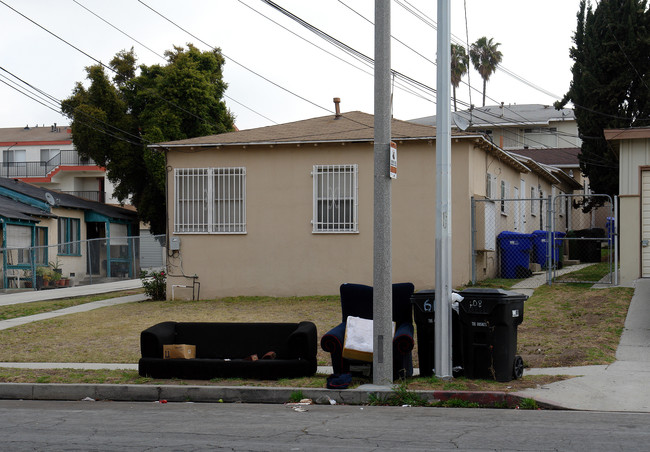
[486,173,496,199]
[500,180,509,215]
[312,164,358,233]
[531,186,538,216]
[174,167,246,234]
[40,148,60,166]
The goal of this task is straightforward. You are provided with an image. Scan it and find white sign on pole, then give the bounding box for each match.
[390,141,397,179]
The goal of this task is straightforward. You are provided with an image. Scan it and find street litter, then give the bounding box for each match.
[81,397,95,402]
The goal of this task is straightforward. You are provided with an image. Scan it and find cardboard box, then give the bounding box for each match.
[163,344,196,359]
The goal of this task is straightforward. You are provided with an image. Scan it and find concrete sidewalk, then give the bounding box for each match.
[0,279,143,306]
[0,275,648,411]
[514,278,650,412]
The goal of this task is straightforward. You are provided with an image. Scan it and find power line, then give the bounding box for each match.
[0,0,217,128]
[73,0,277,126]
[256,0,582,150]
[0,65,147,147]
[137,0,333,116]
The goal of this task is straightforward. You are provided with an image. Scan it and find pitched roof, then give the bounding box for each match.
[153,111,449,147]
[0,194,54,222]
[0,125,72,145]
[509,148,581,166]
[604,127,650,141]
[0,178,136,222]
[410,104,576,128]
[153,110,531,172]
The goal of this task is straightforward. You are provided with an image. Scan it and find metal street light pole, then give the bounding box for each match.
[434,0,453,379]
[373,0,393,386]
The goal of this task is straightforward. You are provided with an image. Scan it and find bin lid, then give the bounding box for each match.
[459,287,528,301]
[497,231,533,239]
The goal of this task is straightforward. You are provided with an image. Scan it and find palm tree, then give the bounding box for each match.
[469,37,503,107]
[450,44,469,112]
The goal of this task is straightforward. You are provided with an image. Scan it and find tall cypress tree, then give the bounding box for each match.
[556,0,650,202]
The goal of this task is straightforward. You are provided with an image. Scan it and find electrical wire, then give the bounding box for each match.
[0,0,218,128]
[72,0,277,126]
[137,0,333,116]
[0,65,147,147]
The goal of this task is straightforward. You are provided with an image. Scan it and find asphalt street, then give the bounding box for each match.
[0,400,648,451]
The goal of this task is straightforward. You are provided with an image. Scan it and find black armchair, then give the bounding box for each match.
[320,282,415,380]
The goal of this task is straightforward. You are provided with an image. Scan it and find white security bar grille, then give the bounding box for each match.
[313,164,358,233]
[174,167,246,234]
[212,167,246,233]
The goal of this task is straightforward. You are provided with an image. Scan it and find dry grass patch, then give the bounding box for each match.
[0,277,635,391]
[0,296,341,365]
[518,284,633,368]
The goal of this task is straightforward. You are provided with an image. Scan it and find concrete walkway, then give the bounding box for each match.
[0,279,143,306]
[515,277,650,412]
[0,274,648,411]
[0,293,147,331]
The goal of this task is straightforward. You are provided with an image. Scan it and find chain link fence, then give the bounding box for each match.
[472,195,615,285]
[1,234,165,291]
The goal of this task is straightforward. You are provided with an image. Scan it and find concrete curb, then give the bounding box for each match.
[0,383,566,409]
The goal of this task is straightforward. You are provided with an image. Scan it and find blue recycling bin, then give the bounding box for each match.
[606,217,615,243]
[531,230,548,267]
[497,231,533,278]
[532,230,566,268]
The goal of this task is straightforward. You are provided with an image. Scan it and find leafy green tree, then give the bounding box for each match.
[469,37,503,107]
[451,43,469,112]
[556,0,650,201]
[61,44,235,234]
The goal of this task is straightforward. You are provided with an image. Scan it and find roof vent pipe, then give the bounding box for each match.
[333,97,341,119]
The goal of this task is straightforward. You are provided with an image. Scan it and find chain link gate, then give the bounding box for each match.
[550,194,616,285]
[471,194,617,286]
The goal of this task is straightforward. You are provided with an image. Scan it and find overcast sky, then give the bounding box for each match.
[0,0,582,131]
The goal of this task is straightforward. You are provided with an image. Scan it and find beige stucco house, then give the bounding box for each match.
[155,110,583,299]
[605,127,650,283]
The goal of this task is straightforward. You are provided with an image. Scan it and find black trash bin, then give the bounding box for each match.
[568,228,605,263]
[458,288,527,382]
[411,290,463,377]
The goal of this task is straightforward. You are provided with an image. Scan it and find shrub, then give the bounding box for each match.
[140,270,166,301]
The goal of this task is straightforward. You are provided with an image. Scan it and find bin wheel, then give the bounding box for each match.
[513,355,524,379]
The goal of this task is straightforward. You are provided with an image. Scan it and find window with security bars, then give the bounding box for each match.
[313,164,358,233]
[174,167,246,234]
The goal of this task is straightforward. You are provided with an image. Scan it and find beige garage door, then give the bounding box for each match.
[642,170,650,277]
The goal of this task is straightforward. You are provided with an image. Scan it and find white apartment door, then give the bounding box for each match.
[519,179,526,232]
[641,170,650,277]
[513,186,520,231]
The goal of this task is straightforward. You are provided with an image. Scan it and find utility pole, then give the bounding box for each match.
[373,0,393,386]
[434,0,453,379]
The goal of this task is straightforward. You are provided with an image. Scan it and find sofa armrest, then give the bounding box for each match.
[140,321,177,358]
[320,322,346,353]
[393,322,414,355]
[288,321,318,359]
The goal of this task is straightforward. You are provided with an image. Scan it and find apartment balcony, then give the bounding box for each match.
[1,150,99,178]
[59,190,106,203]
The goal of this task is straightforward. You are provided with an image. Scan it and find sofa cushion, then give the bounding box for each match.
[174,322,302,359]
[139,321,318,380]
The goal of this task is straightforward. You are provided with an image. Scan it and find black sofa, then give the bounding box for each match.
[138,321,318,380]
[320,283,415,380]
